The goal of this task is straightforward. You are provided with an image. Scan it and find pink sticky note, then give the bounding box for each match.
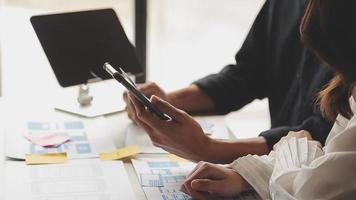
[24,133,71,147]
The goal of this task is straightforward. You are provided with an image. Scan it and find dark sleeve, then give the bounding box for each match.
[193,2,271,114]
[259,105,332,150]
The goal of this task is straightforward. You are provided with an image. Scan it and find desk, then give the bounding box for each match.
[0,99,145,199]
[0,95,235,200]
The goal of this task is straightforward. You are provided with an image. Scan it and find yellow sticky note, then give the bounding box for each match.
[25,152,68,165]
[99,145,141,161]
[168,154,189,162]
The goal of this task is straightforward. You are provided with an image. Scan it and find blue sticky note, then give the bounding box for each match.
[150,169,172,175]
[64,121,84,130]
[75,143,92,154]
[30,144,36,154]
[140,174,164,187]
[55,145,63,152]
[28,122,50,130]
[148,161,179,168]
[30,145,49,154]
[70,133,87,141]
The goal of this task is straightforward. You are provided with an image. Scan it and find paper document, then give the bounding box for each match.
[168,154,189,162]
[132,158,195,199]
[4,159,136,200]
[126,119,230,154]
[224,100,270,139]
[6,118,116,159]
[132,158,259,200]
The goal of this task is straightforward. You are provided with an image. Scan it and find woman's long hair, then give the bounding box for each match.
[301,0,356,121]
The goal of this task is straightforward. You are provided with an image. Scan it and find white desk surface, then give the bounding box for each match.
[0,98,236,200]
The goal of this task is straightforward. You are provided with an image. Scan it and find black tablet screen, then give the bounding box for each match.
[31,8,142,87]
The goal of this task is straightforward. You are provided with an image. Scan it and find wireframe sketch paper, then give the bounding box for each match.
[132,158,195,199]
[4,159,136,200]
[5,118,116,159]
[131,158,260,200]
[125,119,230,154]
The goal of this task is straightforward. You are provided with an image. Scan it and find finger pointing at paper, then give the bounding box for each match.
[127,93,213,162]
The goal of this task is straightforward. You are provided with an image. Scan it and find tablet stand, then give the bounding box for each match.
[77,84,93,106]
[55,75,135,118]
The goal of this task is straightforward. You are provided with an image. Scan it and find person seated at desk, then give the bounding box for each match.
[178,0,356,199]
[124,0,333,163]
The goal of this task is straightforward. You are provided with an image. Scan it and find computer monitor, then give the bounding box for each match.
[30,8,142,87]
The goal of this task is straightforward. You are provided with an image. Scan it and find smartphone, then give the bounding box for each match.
[103,62,171,121]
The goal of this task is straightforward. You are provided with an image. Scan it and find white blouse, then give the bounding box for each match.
[230,88,356,200]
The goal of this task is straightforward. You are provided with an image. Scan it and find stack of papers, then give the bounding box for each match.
[132,158,195,200]
[4,160,136,199]
[131,158,260,200]
[5,119,116,159]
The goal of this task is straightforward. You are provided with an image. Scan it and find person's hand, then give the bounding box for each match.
[127,93,213,161]
[274,130,322,150]
[285,130,313,140]
[123,82,169,121]
[181,162,251,200]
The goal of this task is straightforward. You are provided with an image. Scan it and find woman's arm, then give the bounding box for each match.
[266,123,356,199]
[229,131,319,199]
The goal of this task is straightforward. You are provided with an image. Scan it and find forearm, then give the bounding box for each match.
[167,84,215,114]
[204,136,269,164]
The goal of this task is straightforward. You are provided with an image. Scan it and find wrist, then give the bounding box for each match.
[167,92,178,106]
[202,138,230,163]
[167,90,194,112]
[233,170,252,192]
[167,85,214,113]
[201,137,269,164]
[187,136,214,162]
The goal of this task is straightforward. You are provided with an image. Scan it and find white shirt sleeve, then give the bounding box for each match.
[271,137,324,180]
[230,138,322,200]
[230,154,274,199]
[270,118,356,199]
[231,115,356,200]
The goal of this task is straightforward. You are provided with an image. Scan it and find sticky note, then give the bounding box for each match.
[24,133,71,147]
[26,152,68,165]
[99,145,141,161]
[168,154,189,162]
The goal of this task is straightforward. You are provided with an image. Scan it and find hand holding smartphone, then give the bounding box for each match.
[103,62,171,121]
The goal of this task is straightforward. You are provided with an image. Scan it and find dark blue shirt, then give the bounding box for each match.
[194,0,333,150]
